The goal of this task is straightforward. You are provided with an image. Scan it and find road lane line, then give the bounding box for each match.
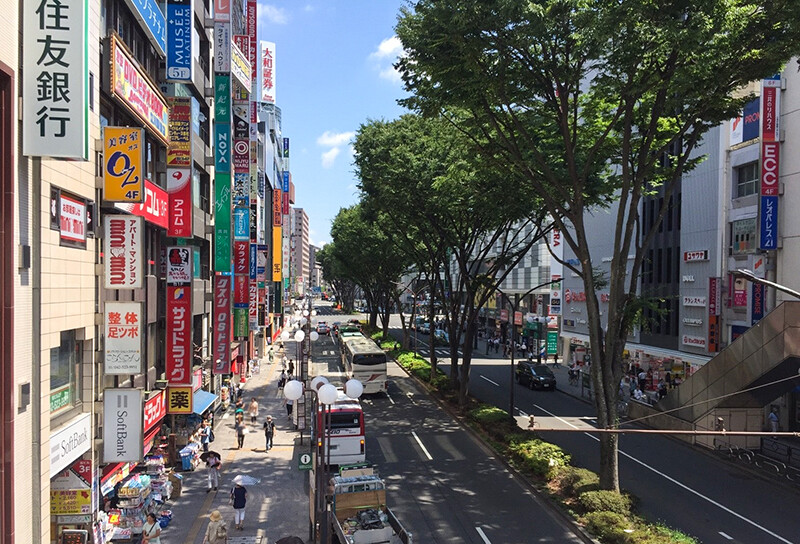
[517,408,528,417]
[476,527,492,543]
[411,431,433,460]
[386,392,395,405]
[719,532,734,540]
[532,403,794,544]
[480,375,500,386]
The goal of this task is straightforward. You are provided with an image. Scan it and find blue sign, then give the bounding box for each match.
[249,244,257,280]
[233,207,250,240]
[759,195,778,250]
[124,0,167,56]
[283,171,289,193]
[167,0,193,81]
[742,98,760,142]
[215,123,230,173]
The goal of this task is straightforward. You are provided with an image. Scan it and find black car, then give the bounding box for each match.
[515,363,557,390]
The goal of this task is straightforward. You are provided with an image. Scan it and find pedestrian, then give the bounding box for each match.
[263,415,275,451]
[284,397,294,419]
[206,451,220,492]
[200,420,212,453]
[248,398,259,425]
[235,396,244,417]
[665,371,672,389]
[288,359,295,376]
[278,370,287,392]
[768,407,780,432]
[234,418,247,449]
[203,510,228,544]
[142,513,162,544]
[657,379,667,400]
[637,369,647,391]
[230,483,247,530]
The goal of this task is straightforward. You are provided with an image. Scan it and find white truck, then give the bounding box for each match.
[328,466,412,544]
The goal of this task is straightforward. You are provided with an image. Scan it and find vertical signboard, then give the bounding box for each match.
[103,389,143,463]
[104,216,143,289]
[104,302,143,375]
[708,278,721,353]
[213,275,232,374]
[214,22,231,72]
[214,173,231,272]
[260,41,276,104]
[166,0,194,82]
[22,0,89,160]
[214,0,230,21]
[166,247,193,385]
[759,75,781,250]
[272,226,282,281]
[103,127,144,202]
[752,283,765,326]
[167,97,192,238]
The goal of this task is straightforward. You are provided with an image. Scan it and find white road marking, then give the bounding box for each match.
[719,532,734,540]
[517,408,528,417]
[411,431,433,460]
[386,392,395,405]
[480,375,500,386]
[221,412,230,420]
[475,527,492,543]
[532,403,794,544]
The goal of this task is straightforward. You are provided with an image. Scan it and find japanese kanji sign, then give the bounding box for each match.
[23,0,89,159]
[167,386,193,414]
[104,302,143,375]
[103,215,143,289]
[260,41,276,104]
[166,246,192,286]
[103,127,144,202]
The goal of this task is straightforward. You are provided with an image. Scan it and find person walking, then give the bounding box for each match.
[206,452,220,492]
[202,510,228,544]
[200,420,213,453]
[142,513,162,544]
[768,407,780,432]
[248,398,259,425]
[284,397,294,419]
[230,483,247,530]
[234,418,246,449]
[263,415,275,451]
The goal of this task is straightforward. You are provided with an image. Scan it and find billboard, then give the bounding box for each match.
[260,41,276,104]
[166,285,193,385]
[103,216,143,289]
[103,389,143,463]
[104,302,143,375]
[166,0,194,82]
[103,127,144,202]
[213,275,232,374]
[166,246,193,286]
[214,173,232,272]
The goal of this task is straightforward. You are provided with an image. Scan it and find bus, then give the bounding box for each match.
[342,336,388,395]
[315,390,366,466]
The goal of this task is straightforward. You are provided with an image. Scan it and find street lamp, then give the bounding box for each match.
[284,376,363,544]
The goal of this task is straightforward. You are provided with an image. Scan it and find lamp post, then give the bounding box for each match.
[284,377,363,544]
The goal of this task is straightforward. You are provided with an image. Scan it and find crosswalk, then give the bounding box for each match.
[416,347,462,357]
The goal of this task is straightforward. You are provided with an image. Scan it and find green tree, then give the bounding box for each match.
[316,242,357,311]
[396,0,800,490]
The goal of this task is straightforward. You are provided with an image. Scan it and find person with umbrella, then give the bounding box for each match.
[202,450,221,492]
[230,478,249,531]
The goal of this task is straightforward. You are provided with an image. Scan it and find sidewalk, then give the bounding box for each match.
[164,346,309,544]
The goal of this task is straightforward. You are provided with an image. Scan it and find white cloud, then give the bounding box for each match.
[321,147,341,169]
[369,36,406,85]
[258,4,289,25]
[370,36,403,60]
[317,131,355,147]
[379,66,402,84]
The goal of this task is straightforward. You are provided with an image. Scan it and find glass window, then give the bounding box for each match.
[50,330,82,413]
[731,218,757,254]
[735,162,758,198]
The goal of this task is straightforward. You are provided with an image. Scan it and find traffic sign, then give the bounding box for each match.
[298,452,312,471]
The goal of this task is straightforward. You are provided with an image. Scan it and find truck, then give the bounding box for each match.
[326,466,412,544]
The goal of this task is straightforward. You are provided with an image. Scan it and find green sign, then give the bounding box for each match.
[234,307,248,338]
[214,75,230,120]
[50,388,70,412]
[298,452,313,471]
[214,173,231,272]
[547,331,559,355]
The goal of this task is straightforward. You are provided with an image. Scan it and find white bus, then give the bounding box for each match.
[342,336,388,395]
[315,390,366,466]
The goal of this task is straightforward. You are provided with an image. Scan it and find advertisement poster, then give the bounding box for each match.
[104,216,143,289]
[104,302,143,375]
[166,246,192,286]
[103,127,144,202]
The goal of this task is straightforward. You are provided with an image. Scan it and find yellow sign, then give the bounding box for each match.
[103,127,144,202]
[167,386,193,414]
[272,227,282,281]
[50,489,92,515]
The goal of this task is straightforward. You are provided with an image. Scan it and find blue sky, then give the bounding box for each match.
[256,1,410,246]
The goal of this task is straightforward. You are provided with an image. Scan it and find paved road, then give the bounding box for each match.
[390,318,800,544]
[309,321,585,544]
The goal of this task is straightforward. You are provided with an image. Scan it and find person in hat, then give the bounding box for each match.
[203,510,228,544]
[263,415,275,451]
[230,483,247,530]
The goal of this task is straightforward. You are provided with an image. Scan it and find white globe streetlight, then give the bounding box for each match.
[318,383,339,406]
[344,379,364,400]
[300,317,308,327]
[283,379,304,401]
[310,376,329,391]
[280,330,290,342]
[310,331,319,342]
[294,329,306,343]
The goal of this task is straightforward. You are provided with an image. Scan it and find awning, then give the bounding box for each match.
[193,390,218,415]
[560,332,712,367]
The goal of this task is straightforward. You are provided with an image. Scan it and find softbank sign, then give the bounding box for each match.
[103,389,143,463]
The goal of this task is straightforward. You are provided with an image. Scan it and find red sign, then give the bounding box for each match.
[282,191,289,215]
[234,274,248,305]
[167,168,192,238]
[272,189,282,227]
[500,309,509,322]
[683,250,709,262]
[761,141,780,196]
[708,277,720,316]
[762,85,778,142]
[247,1,257,83]
[213,275,231,374]
[214,0,230,21]
[249,283,258,326]
[143,390,166,433]
[513,311,522,326]
[166,285,193,385]
[233,240,249,274]
[564,289,587,303]
[114,180,169,229]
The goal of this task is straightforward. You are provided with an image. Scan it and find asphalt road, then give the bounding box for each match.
[389,317,800,544]
[308,309,585,544]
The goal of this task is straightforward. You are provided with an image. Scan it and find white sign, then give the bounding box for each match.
[104,216,143,289]
[682,296,707,307]
[50,413,91,477]
[104,302,143,375]
[230,39,251,93]
[682,334,707,348]
[260,41,276,104]
[682,318,703,326]
[166,246,193,285]
[103,389,143,463]
[22,0,89,159]
[214,22,231,72]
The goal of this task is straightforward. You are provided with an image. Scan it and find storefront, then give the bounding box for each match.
[49,414,93,544]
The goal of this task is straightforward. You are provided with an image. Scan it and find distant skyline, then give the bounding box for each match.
[257,1,410,247]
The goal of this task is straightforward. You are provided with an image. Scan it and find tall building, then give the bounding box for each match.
[290,207,310,294]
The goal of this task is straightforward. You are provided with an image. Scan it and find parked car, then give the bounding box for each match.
[515,363,557,390]
[316,321,330,334]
